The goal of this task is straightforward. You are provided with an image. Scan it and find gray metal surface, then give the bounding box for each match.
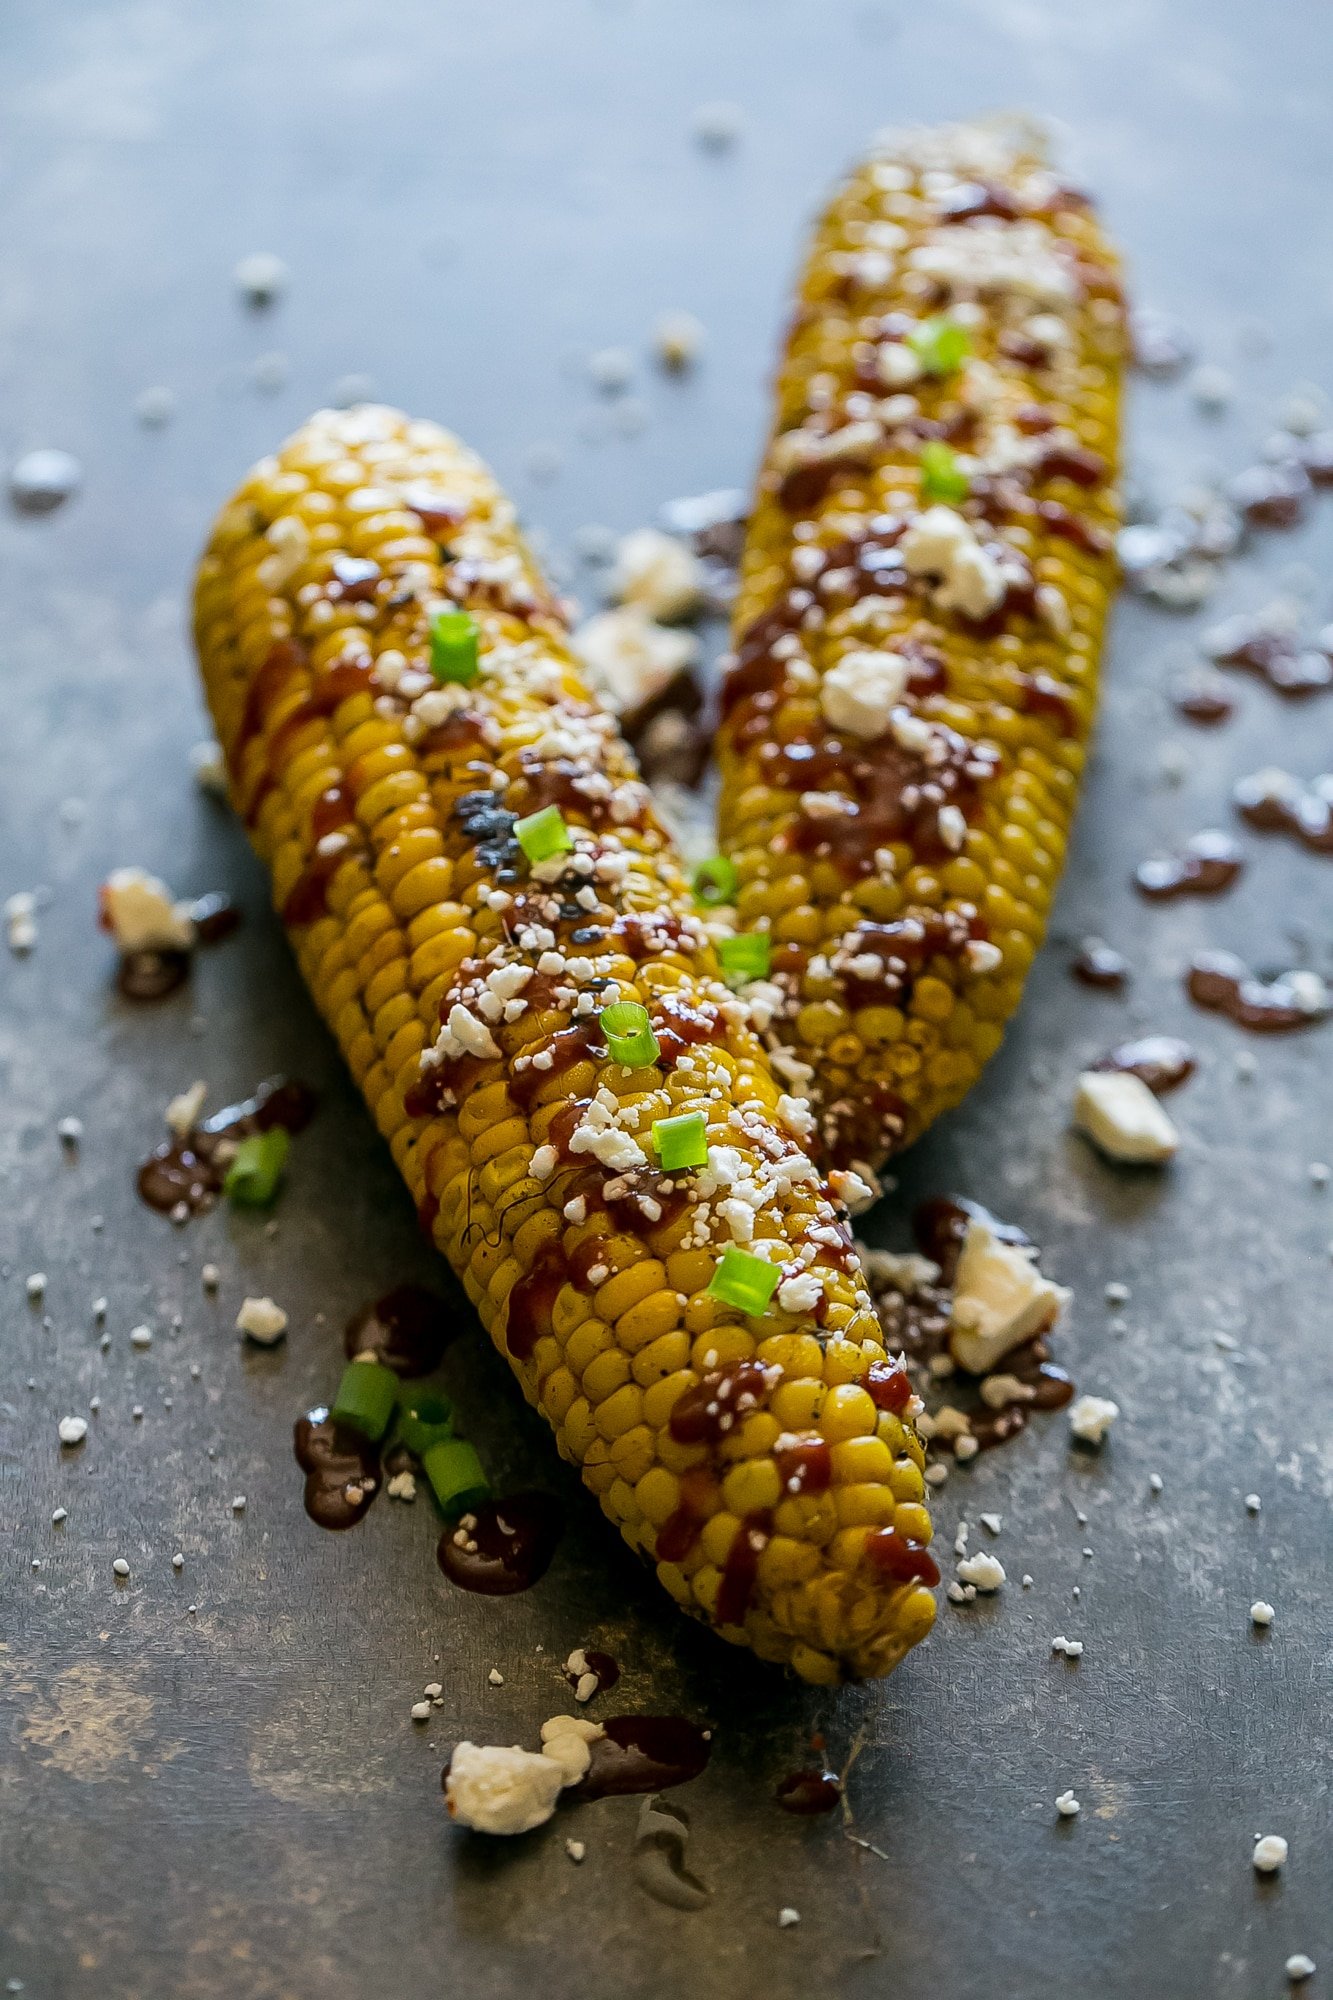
[2,3,1331,1995]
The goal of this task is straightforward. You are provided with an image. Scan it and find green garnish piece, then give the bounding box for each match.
[429,608,480,685]
[652,1110,709,1173]
[920,440,970,505]
[396,1391,455,1458]
[223,1128,289,1208]
[692,857,738,908]
[422,1437,490,1519]
[514,803,573,865]
[599,1001,660,1069]
[717,932,772,985]
[907,315,971,378]
[706,1246,781,1317]
[330,1358,400,1442]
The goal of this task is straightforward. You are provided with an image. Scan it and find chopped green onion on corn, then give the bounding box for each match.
[652,1110,709,1172]
[599,1000,660,1068]
[920,440,969,504]
[692,856,738,907]
[514,803,573,864]
[706,1246,781,1316]
[717,932,771,984]
[907,314,970,377]
[395,1391,455,1457]
[430,608,480,685]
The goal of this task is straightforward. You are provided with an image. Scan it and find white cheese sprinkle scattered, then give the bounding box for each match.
[778,1908,801,1929]
[1252,1833,1288,1874]
[1250,1600,1275,1628]
[1286,1954,1316,1982]
[57,1416,88,1446]
[1069,1394,1120,1446]
[129,1323,153,1349]
[236,1296,288,1344]
[949,1221,1068,1373]
[1055,1790,1081,1819]
[112,1558,130,1579]
[957,1553,1005,1592]
[1073,1070,1179,1164]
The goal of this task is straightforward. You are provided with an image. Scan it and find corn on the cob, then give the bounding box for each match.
[193,406,937,1683]
[720,116,1125,1175]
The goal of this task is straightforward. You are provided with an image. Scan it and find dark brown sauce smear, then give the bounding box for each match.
[912,1196,1030,1286]
[776,1768,843,1815]
[1233,773,1333,854]
[668,1360,772,1447]
[575,1716,711,1800]
[137,1076,316,1215]
[1186,952,1328,1033]
[1227,461,1311,529]
[436,1493,560,1595]
[344,1286,454,1376]
[564,1650,620,1697]
[717,1511,771,1626]
[115,891,242,1001]
[1174,687,1235,726]
[1092,1036,1197,1094]
[1071,941,1130,990]
[1207,617,1333,698]
[294,1408,380,1530]
[1134,830,1244,900]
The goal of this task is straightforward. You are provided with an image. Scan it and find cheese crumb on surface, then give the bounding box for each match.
[1069,1394,1120,1446]
[1252,1833,1288,1874]
[57,1416,88,1446]
[99,868,196,954]
[778,1908,801,1929]
[387,1471,417,1501]
[129,1323,153,1349]
[1286,1954,1316,1981]
[957,1553,1005,1592]
[410,1701,432,1722]
[611,527,705,622]
[949,1220,1068,1373]
[654,310,706,372]
[573,606,699,716]
[5,890,38,954]
[1073,1070,1179,1164]
[1052,1635,1084,1658]
[538,1714,605,1785]
[112,1558,130,1579]
[1055,1790,1081,1819]
[1250,1600,1275,1628]
[166,1081,208,1136]
[566,1838,587,1864]
[236,1296,288,1345]
[445,1743,566,1836]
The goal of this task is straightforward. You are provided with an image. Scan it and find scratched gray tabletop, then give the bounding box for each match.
[2,3,1332,1996]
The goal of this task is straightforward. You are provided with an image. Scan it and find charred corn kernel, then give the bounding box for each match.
[195,404,934,1683]
[719,118,1123,1173]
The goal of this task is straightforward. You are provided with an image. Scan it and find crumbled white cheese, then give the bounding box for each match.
[654,310,706,371]
[57,1115,83,1146]
[776,1269,824,1314]
[538,1714,605,1785]
[447,1003,501,1061]
[445,1743,566,1836]
[1252,1834,1288,1874]
[573,606,699,716]
[100,868,196,954]
[819,649,910,740]
[58,1416,88,1446]
[1250,1600,1275,1628]
[411,1701,432,1722]
[1055,1790,1081,1819]
[957,1553,1005,1592]
[236,1296,288,1345]
[530,1145,557,1181]
[1068,1394,1119,1446]
[129,1323,153,1349]
[1286,1955,1316,1982]
[568,1092,648,1172]
[828,1167,878,1215]
[190,740,228,797]
[611,528,705,622]
[1051,1635,1083,1658]
[948,1220,1068,1373]
[26,1272,46,1302]
[899,505,1005,619]
[234,251,288,306]
[387,1471,417,1501]
[778,1907,802,1929]
[909,222,1077,306]
[1073,1070,1179,1164]
[5,890,38,954]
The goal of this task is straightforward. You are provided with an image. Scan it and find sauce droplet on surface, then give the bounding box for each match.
[1134,830,1244,900]
[293,1409,380,1529]
[1186,952,1329,1032]
[344,1285,454,1376]
[776,1768,843,1815]
[576,1715,711,1799]
[436,1494,561,1595]
[1091,1036,1197,1094]
[1070,940,1130,990]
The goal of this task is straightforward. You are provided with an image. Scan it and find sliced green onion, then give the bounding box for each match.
[429,608,480,685]
[330,1358,400,1441]
[652,1110,709,1173]
[396,1391,455,1458]
[514,803,573,865]
[422,1437,490,1519]
[907,315,970,378]
[706,1246,781,1316]
[692,857,738,908]
[920,440,970,505]
[599,1001,660,1068]
[223,1128,289,1208]
[717,932,772,985]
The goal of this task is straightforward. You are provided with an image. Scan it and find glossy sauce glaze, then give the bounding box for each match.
[776,1767,843,1815]
[1186,952,1329,1032]
[1092,1036,1197,1093]
[575,1715,712,1800]
[293,1409,380,1529]
[1233,772,1333,854]
[1134,830,1244,900]
[137,1076,316,1215]
[436,1494,561,1595]
[114,891,242,1002]
[1207,616,1333,698]
[1070,940,1130,990]
[344,1285,455,1376]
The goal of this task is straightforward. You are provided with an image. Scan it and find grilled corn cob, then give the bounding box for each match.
[194,406,937,1683]
[720,116,1125,1175]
